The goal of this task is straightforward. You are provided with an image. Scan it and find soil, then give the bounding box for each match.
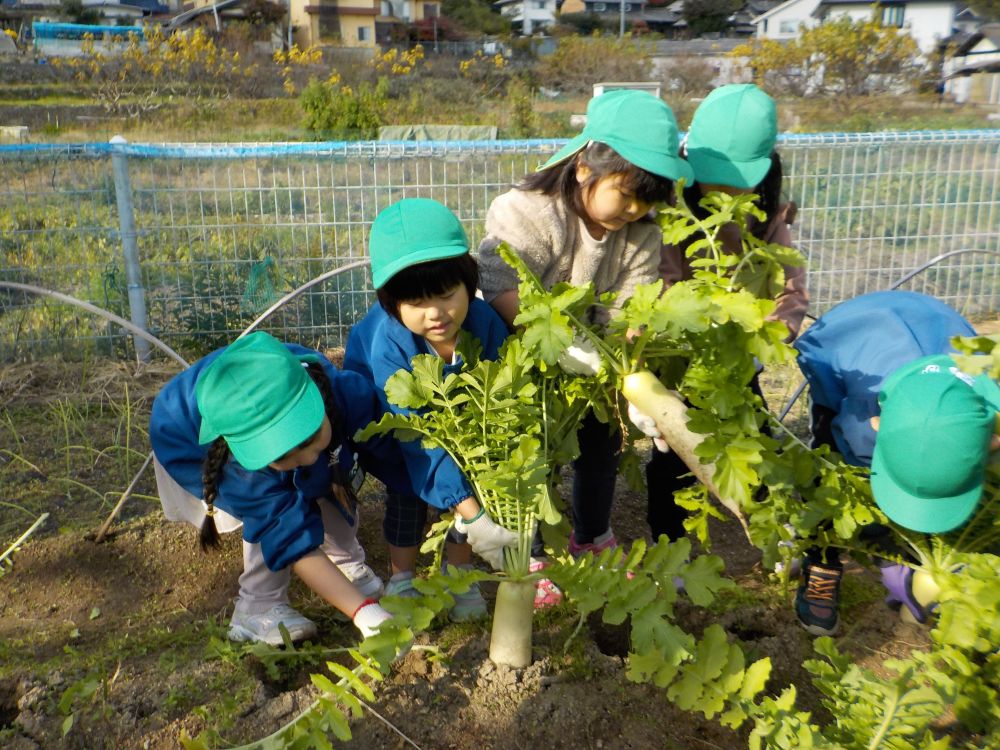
[0,358,936,750]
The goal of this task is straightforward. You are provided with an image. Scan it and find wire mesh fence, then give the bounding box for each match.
[1,130,999,361]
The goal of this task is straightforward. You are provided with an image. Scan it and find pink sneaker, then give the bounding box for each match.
[568,529,618,557]
[529,558,563,609]
[569,530,635,580]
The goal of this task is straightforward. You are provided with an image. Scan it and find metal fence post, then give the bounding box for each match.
[109,135,150,362]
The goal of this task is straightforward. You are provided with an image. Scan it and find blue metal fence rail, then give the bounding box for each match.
[1,131,998,360]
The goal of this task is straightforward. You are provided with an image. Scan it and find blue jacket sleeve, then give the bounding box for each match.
[370,335,475,509]
[322,362,415,496]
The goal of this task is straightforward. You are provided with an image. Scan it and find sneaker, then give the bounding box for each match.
[349,565,385,599]
[795,563,843,636]
[568,528,618,558]
[449,581,489,622]
[569,529,639,583]
[228,603,318,646]
[384,571,420,598]
[530,558,563,609]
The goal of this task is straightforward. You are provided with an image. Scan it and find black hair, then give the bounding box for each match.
[521,141,675,222]
[688,151,784,238]
[375,253,480,321]
[198,360,355,551]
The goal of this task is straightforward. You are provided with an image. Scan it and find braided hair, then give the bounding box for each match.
[198,359,354,551]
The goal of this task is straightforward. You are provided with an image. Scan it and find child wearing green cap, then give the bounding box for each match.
[792,291,981,634]
[641,83,808,546]
[150,331,408,644]
[871,354,1000,532]
[343,197,519,620]
[477,89,692,565]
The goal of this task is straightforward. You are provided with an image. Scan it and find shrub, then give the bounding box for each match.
[505,77,537,138]
[299,75,388,138]
[535,34,652,96]
[730,14,925,112]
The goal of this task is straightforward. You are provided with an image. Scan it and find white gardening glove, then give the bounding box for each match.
[352,600,393,638]
[456,509,518,570]
[627,402,670,453]
[557,335,603,376]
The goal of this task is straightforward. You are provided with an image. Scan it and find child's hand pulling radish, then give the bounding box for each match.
[456,508,519,570]
[627,402,670,453]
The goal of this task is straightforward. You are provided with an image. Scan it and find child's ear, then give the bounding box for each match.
[575,161,592,184]
[869,415,880,432]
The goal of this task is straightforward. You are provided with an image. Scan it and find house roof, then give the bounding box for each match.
[943,29,981,53]
[947,56,1000,77]
[165,0,243,29]
[651,37,747,54]
[751,0,816,24]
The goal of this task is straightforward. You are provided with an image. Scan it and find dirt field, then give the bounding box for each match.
[0,355,940,750]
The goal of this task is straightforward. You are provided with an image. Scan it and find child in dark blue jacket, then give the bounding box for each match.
[344,198,518,620]
[150,331,408,644]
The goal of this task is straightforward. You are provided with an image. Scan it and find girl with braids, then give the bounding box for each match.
[639,84,808,542]
[150,331,406,645]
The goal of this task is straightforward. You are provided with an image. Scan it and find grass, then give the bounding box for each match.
[3,77,995,145]
[0,362,161,548]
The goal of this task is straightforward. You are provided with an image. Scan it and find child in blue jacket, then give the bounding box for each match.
[343,197,517,621]
[150,331,407,644]
[792,290,976,635]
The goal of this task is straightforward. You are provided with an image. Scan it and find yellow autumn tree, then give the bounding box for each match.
[730,10,924,111]
[53,28,258,117]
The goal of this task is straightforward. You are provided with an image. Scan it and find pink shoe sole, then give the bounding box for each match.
[529,560,563,609]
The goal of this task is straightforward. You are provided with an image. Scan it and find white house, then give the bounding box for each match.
[944,24,1000,104]
[813,0,958,55]
[751,0,821,40]
[753,0,966,56]
[494,0,558,35]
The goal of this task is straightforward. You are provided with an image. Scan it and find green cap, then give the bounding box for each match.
[537,89,693,184]
[196,332,325,471]
[870,354,1000,533]
[686,84,777,190]
[369,197,469,289]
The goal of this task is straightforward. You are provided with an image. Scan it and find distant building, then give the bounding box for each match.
[178,0,439,48]
[495,0,558,35]
[650,36,750,87]
[753,0,972,57]
[943,22,1000,104]
[813,0,960,55]
[560,0,779,38]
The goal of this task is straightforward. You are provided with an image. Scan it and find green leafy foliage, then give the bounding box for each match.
[196,183,1000,749]
[299,76,388,139]
[358,333,584,574]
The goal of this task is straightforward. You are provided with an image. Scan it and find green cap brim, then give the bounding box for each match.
[686,148,772,190]
[537,134,694,184]
[870,446,984,533]
[372,242,468,289]
[537,133,590,172]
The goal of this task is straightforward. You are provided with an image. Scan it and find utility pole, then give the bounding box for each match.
[287,0,293,50]
[619,0,625,37]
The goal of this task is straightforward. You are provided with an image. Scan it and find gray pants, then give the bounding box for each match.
[154,457,369,616]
